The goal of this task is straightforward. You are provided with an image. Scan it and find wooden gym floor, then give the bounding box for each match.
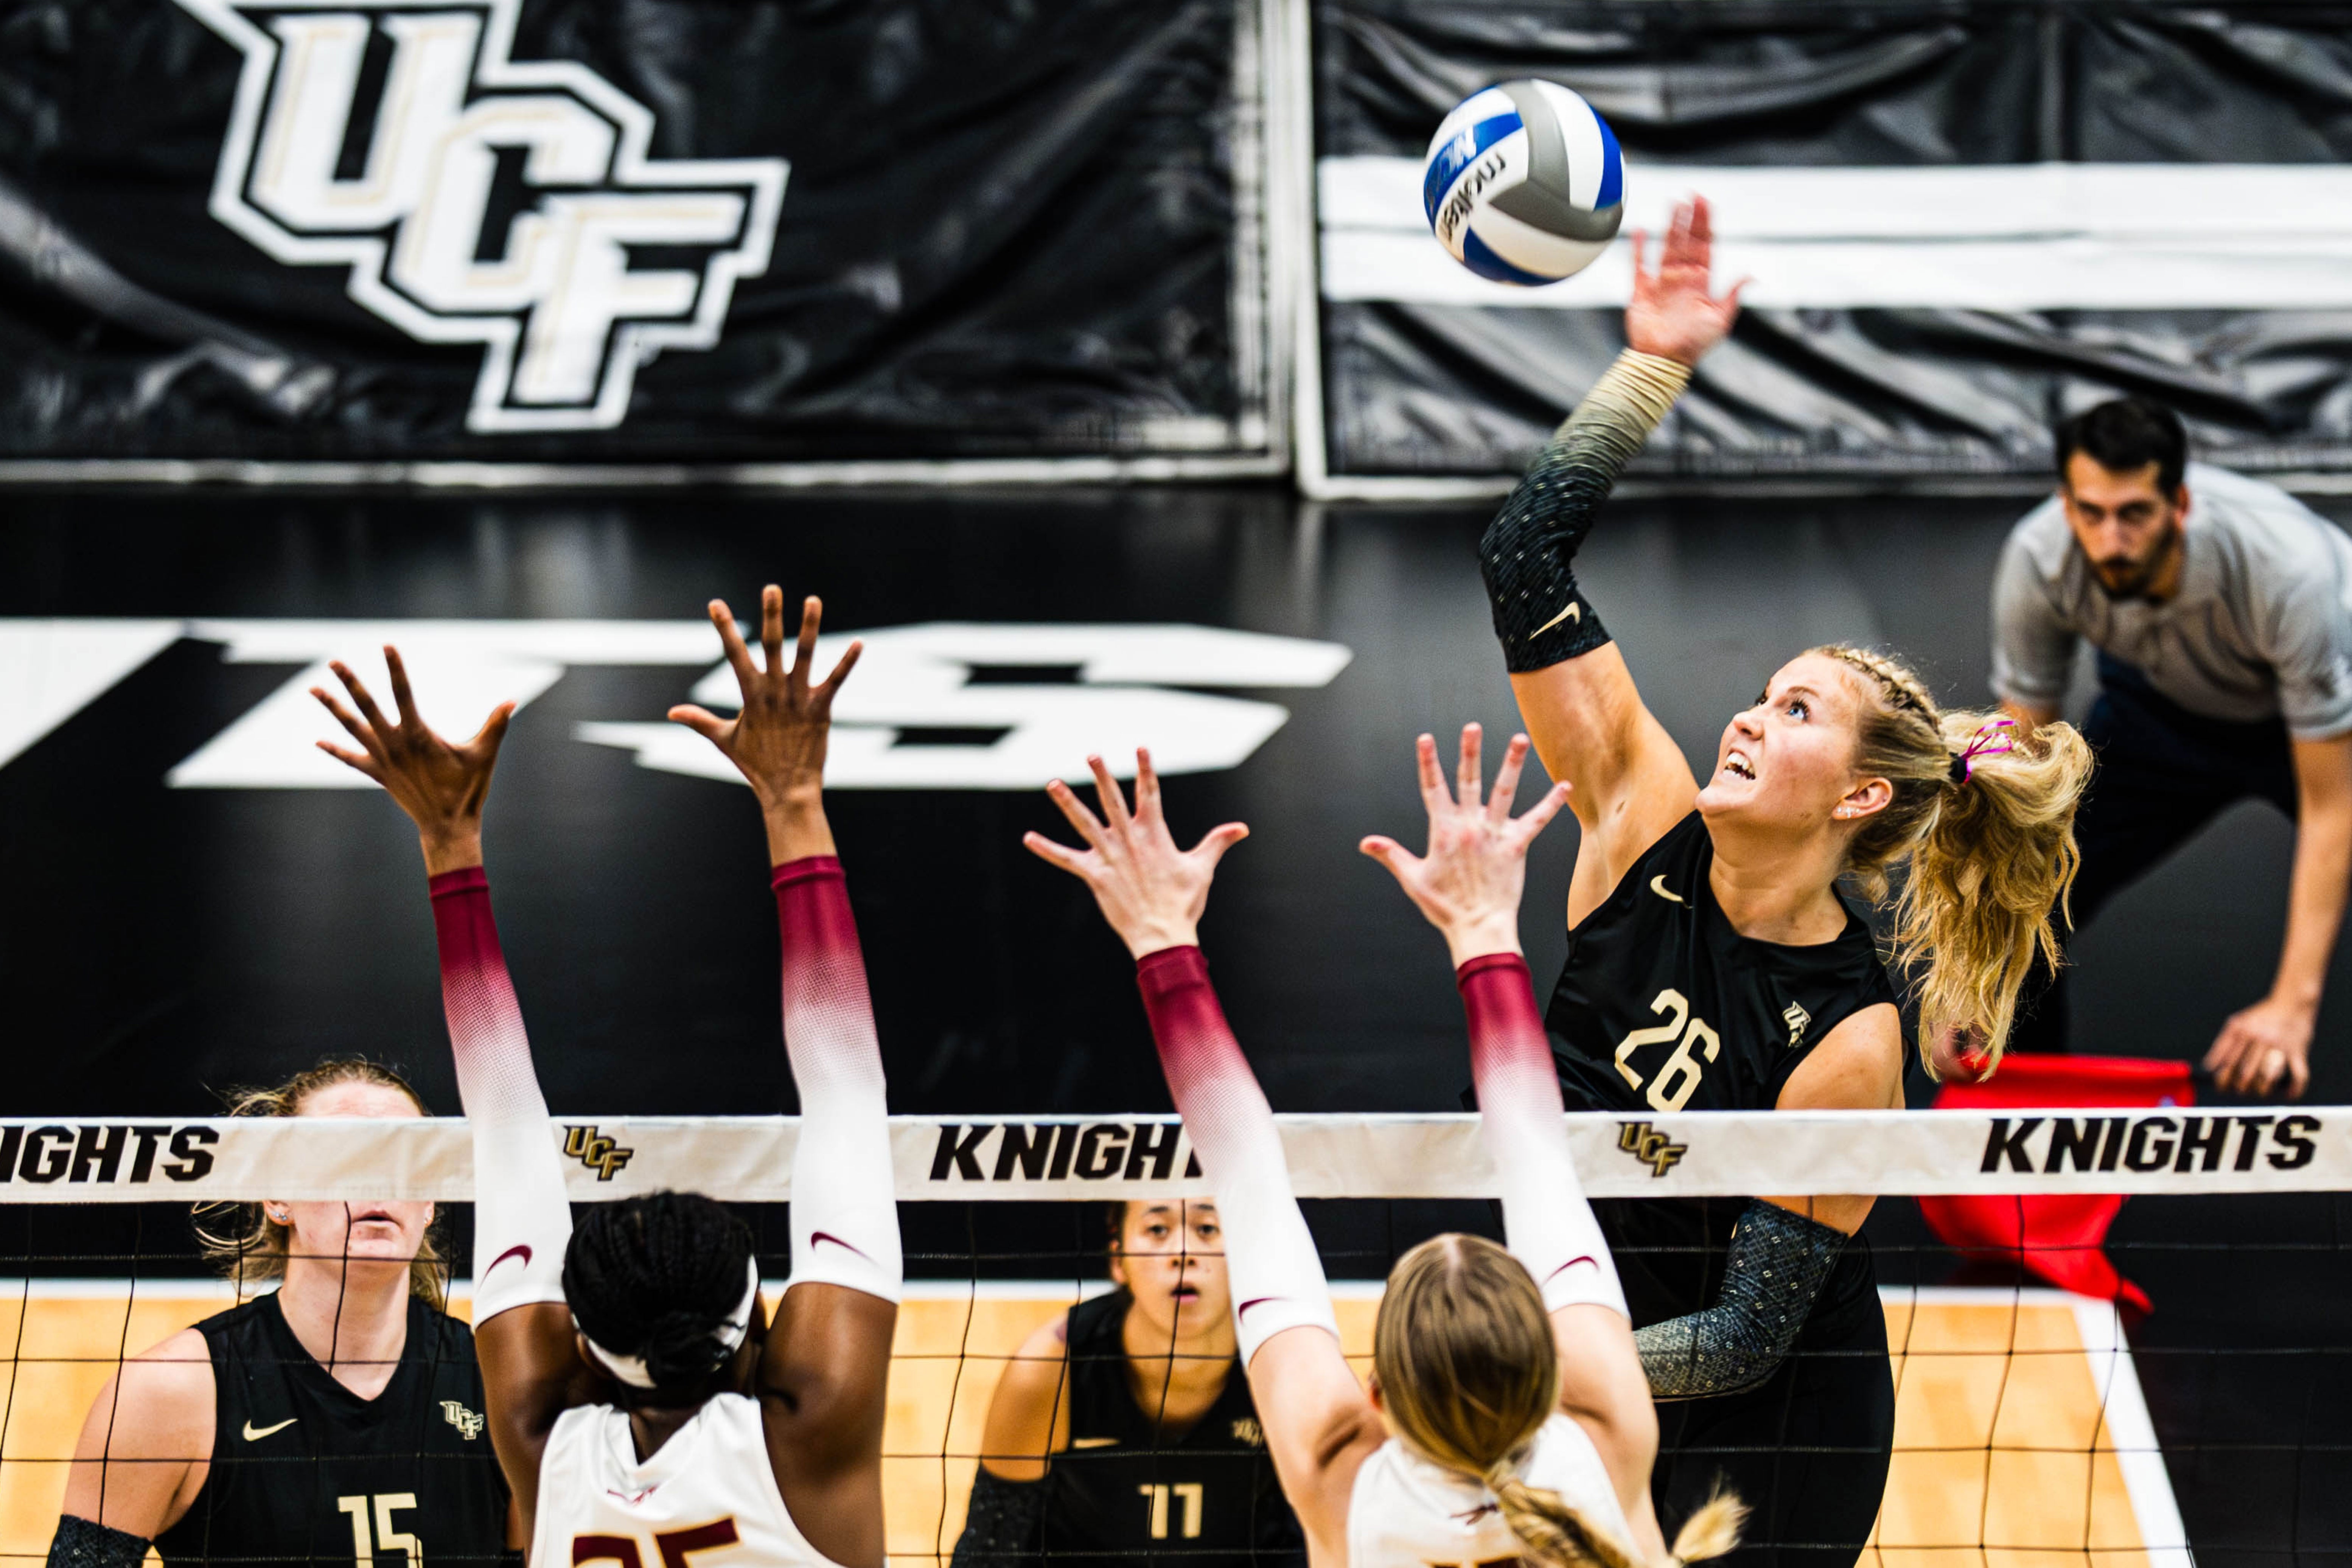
[0,1282,2180,1568]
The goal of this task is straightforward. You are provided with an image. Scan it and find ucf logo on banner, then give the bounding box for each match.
[174,0,787,434]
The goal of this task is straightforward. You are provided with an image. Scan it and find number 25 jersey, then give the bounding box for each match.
[530,1394,838,1568]
[1545,811,1897,1117]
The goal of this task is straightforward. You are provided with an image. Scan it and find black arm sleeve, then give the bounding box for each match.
[1478,350,1690,673]
[952,1467,1048,1568]
[47,1518,151,1568]
[1634,1198,1849,1399]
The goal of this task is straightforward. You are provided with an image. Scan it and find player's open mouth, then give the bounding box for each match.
[1172,1285,1199,1301]
[1722,750,1757,781]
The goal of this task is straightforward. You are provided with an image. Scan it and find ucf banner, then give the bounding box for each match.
[1316,0,2352,481]
[0,0,1267,466]
[0,1109,2333,1203]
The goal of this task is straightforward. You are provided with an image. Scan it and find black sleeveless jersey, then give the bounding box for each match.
[154,1292,511,1568]
[1544,812,1900,1345]
[1038,1290,1303,1568]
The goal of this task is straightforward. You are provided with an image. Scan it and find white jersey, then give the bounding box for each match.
[529,1392,844,1568]
[1346,1414,1632,1568]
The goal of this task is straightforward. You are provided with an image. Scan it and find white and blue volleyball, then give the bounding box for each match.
[1423,81,1623,285]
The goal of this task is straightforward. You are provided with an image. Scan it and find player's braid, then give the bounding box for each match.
[565,1192,756,1397]
[1808,642,2091,1075]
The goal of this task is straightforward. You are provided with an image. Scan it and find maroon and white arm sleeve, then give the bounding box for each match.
[1458,953,1627,1319]
[776,857,902,1305]
[1135,946,1338,1368]
[431,867,573,1325]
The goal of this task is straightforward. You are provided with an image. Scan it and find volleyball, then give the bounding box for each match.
[1422,80,1623,285]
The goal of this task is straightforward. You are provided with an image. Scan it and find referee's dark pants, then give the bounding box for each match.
[2007,654,2298,1055]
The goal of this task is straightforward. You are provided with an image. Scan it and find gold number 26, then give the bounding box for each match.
[1612,988,1720,1113]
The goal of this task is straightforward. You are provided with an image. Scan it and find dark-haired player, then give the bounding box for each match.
[312,587,902,1565]
[952,1200,1302,1568]
[1990,396,2352,1096]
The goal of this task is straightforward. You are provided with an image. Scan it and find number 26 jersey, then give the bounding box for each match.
[1539,811,1900,1336]
[1545,811,1898,1119]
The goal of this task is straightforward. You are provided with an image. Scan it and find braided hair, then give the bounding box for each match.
[564,1192,758,1400]
[1811,645,2093,1071]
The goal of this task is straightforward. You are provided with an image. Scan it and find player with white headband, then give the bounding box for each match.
[314,587,901,1568]
[1025,728,1743,1568]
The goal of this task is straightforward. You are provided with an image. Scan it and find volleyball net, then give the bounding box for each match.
[0,1108,2344,1565]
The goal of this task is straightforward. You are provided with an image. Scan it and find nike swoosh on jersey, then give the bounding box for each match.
[242,1417,297,1441]
[1530,601,1583,638]
[1542,1256,1600,1285]
[1649,876,1685,904]
[486,1243,533,1275]
[1071,1437,1119,1449]
[810,1231,875,1263]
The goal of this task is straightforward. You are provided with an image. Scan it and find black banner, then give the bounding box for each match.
[1317,0,2352,479]
[0,0,1265,464]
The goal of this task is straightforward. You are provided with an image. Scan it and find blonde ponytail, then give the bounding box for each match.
[1374,1236,1744,1568]
[1814,646,2094,1073]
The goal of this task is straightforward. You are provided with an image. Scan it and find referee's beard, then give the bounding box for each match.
[2090,514,2184,601]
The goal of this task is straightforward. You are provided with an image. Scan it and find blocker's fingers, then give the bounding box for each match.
[314,739,383,780]
[1722,276,1753,314]
[1489,733,1531,820]
[665,704,732,743]
[818,637,863,697]
[1358,834,1422,876]
[1415,733,1447,813]
[1457,723,1483,806]
[1022,831,1090,875]
[1088,754,1133,832]
[384,646,423,729]
[2287,1054,2311,1099]
[1192,821,1249,868]
[1134,749,1163,821]
[707,598,758,688]
[1045,777,1109,847]
[467,700,515,754]
[1687,193,1713,247]
[333,660,395,740]
[781,591,813,685]
[1514,780,1574,840]
[312,685,382,755]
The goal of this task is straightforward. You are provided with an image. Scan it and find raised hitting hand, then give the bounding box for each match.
[1024,750,1248,959]
[1360,724,1572,966]
[313,648,512,875]
[1624,194,1746,368]
[668,587,862,863]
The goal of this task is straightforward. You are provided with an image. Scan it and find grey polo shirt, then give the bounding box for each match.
[1990,462,2352,740]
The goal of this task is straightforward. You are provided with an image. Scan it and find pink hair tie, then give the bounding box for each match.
[1948,718,2016,785]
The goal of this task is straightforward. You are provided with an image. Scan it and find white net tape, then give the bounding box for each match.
[0,1107,2329,1201]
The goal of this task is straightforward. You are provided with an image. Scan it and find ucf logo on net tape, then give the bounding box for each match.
[175,0,787,434]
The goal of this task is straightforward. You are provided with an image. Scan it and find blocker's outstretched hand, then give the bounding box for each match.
[1360,724,1572,967]
[1624,194,1746,368]
[1024,750,1248,959]
[313,648,512,875]
[669,587,861,864]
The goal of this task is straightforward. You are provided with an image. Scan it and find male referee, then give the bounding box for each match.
[1990,396,2352,1097]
